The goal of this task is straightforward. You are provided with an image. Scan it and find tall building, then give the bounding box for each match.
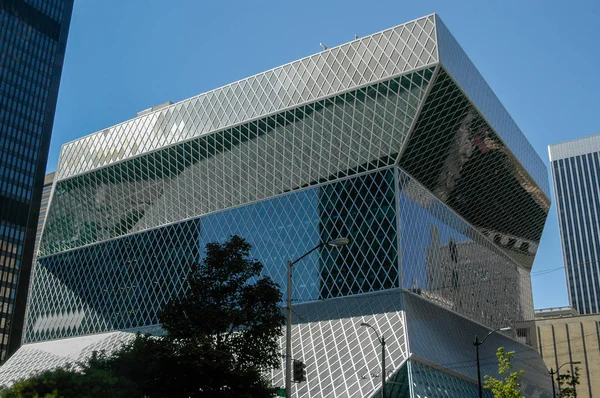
[0,14,553,396]
[516,307,600,398]
[0,1,74,361]
[549,136,600,315]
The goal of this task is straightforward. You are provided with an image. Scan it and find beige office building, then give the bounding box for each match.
[518,307,600,397]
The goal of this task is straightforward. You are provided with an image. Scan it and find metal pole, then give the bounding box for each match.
[550,368,556,398]
[284,239,348,397]
[475,336,482,398]
[381,335,386,398]
[286,260,292,398]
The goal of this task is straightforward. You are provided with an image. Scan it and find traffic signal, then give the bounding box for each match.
[293,360,306,383]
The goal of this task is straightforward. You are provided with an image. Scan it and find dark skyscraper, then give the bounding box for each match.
[0,0,74,361]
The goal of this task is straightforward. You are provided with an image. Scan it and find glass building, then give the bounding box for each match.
[549,135,600,315]
[0,0,73,361]
[0,14,553,396]
[21,172,54,343]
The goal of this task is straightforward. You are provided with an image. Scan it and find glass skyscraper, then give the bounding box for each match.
[0,0,74,361]
[549,135,600,315]
[0,14,553,396]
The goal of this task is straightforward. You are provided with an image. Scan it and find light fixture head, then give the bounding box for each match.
[360,322,371,328]
[499,327,512,331]
[571,361,582,365]
[328,237,350,247]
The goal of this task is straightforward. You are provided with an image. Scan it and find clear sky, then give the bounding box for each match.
[47,0,600,313]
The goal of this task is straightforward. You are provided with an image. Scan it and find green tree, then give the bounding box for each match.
[1,236,284,398]
[557,367,580,398]
[159,235,285,372]
[483,347,525,398]
[90,334,275,397]
[0,356,138,398]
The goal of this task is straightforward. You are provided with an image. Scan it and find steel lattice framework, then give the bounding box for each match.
[0,14,552,397]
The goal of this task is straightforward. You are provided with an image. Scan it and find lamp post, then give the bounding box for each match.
[474,327,511,398]
[286,237,349,398]
[549,361,581,397]
[360,322,387,398]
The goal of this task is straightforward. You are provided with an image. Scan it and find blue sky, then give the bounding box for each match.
[47,0,600,312]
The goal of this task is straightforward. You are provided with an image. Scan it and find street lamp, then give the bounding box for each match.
[285,237,349,398]
[549,361,581,397]
[474,326,511,398]
[360,322,387,398]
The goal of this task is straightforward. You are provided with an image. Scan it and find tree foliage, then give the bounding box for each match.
[1,236,284,398]
[483,347,525,398]
[160,235,285,372]
[0,353,137,398]
[557,367,580,398]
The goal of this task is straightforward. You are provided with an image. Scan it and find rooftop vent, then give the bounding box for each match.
[137,101,173,117]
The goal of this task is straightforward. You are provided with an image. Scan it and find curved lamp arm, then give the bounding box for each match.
[477,326,512,346]
[550,361,581,375]
[289,237,350,266]
[361,322,383,345]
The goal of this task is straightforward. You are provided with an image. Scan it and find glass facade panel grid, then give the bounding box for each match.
[28,168,402,342]
[27,219,200,343]
[39,70,434,257]
[28,165,533,341]
[435,16,549,197]
[55,15,439,180]
[404,293,552,398]
[0,330,137,384]
[5,14,554,396]
[409,360,487,398]
[271,297,409,398]
[7,291,412,396]
[398,68,550,268]
[21,172,54,343]
[396,167,533,328]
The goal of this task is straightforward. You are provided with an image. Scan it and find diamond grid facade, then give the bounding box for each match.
[435,18,549,196]
[39,69,432,257]
[1,14,553,397]
[25,166,535,344]
[272,291,410,398]
[398,69,549,268]
[408,360,488,398]
[54,15,439,181]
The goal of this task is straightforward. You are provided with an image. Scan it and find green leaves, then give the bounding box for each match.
[483,347,525,398]
[0,359,138,398]
[557,367,580,398]
[2,236,284,398]
[159,235,285,372]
